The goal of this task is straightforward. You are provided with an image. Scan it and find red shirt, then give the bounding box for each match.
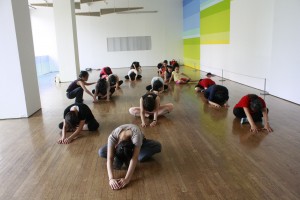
[100,67,112,78]
[160,66,166,76]
[198,78,215,88]
[234,95,266,112]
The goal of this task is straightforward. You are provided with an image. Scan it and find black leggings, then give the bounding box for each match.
[58,118,99,131]
[125,74,142,80]
[233,107,264,122]
[146,84,168,91]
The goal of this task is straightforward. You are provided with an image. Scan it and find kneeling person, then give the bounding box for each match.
[98,124,161,190]
[58,103,99,144]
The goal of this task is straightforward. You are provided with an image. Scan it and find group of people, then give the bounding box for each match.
[58,60,273,190]
[157,60,191,84]
[194,72,273,133]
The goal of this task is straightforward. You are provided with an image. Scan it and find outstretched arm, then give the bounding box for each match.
[63,120,85,144]
[181,73,191,79]
[140,97,147,127]
[78,81,96,101]
[243,107,259,133]
[118,146,141,189]
[262,108,273,132]
[93,85,99,102]
[107,144,121,190]
[58,120,67,144]
[208,100,221,108]
[150,97,160,127]
[106,80,111,101]
[84,82,96,86]
[115,76,121,89]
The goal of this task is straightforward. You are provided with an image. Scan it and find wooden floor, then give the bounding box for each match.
[1,67,300,200]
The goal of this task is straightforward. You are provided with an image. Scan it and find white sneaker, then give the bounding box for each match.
[240,118,249,124]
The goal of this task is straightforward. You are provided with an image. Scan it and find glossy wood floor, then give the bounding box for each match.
[1,67,300,200]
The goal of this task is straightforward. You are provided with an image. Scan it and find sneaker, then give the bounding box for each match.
[240,118,249,124]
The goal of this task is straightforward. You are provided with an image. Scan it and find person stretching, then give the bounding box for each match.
[98,124,161,190]
[233,94,273,133]
[129,92,174,127]
[66,71,96,103]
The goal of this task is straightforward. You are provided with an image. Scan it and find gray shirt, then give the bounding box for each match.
[108,124,144,147]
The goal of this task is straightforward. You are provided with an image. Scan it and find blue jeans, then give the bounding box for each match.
[66,87,84,103]
[98,139,161,162]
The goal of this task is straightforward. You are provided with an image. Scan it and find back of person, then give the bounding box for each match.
[130,61,140,69]
[66,79,80,92]
[199,78,215,88]
[100,67,112,78]
[96,78,108,95]
[234,94,266,114]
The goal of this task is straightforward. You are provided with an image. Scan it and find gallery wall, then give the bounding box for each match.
[194,0,300,104]
[30,0,183,69]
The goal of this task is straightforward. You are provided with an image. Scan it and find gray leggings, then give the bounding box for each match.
[98,139,161,162]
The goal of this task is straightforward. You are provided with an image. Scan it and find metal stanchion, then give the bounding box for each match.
[219,69,226,82]
[260,78,270,96]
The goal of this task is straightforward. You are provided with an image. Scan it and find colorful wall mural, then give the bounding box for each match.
[183,0,230,69]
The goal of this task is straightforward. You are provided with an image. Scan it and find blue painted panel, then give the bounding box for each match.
[183,0,194,7]
[183,14,200,31]
[183,0,200,19]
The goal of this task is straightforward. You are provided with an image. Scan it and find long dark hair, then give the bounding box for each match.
[64,111,79,129]
[248,94,263,112]
[79,71,89,79]
[152,80,163,91]
[130,61,140,69]
[96,78,107,95]
[143,95,156,112]
[115,140,134,163]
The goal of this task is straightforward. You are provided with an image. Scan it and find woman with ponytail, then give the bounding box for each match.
[66,71,96,103]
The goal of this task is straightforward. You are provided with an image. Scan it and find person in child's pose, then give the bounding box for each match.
[128,92,174,127]
[125,62,142,81]
[195,72,216,92]
[169,59,178,66]
[92,78,116,101]
[157,60,169,77]
[145,77,168,94]
[66,71,96,103]
[233,94,273,133]
[169,64,191,84]
[58,103,99,144]
[100,66,113,79]
[204,85,229,108]
[98,124,161,190]
[107,74,123,90]
[164,65,174,83]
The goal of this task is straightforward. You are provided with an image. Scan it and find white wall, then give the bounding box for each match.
[227,0,274,90]
[200,0,300,104]
[0,0,41,119]
[30,8,58,60]
[30,0,183,69]
[268,0,300,104]
[201,0,274,91]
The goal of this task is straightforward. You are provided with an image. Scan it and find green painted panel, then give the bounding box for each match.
[200,31,230,44]
[200,9,230,34]
[184,37,200,45]
[183,37,200,69]
[200,0,230,18]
